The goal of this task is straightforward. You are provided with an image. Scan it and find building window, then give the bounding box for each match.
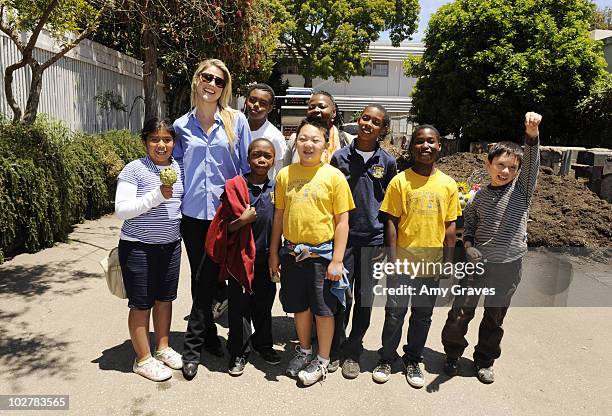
[364,60,389,77]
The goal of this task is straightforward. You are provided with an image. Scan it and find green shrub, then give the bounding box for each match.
[0,118,145,262]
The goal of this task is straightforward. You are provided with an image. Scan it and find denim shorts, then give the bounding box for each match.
[118,239,181,309]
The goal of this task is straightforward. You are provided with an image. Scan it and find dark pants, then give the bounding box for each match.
[334,246,383,361]
[227,262,277,358]
[182,255,221,363]
[180,215,227,302]
[379,277,440,364]
[441,259,522,368]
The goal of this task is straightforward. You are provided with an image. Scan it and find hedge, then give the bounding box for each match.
[0,117,144,263]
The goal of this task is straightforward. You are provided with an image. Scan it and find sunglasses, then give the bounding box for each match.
[198,72,226,88]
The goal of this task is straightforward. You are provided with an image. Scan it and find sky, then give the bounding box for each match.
[381,0,612,42]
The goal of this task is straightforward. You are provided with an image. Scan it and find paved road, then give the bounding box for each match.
[0,216,610,415]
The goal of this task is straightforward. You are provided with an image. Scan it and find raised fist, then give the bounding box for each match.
[525,111,542,139]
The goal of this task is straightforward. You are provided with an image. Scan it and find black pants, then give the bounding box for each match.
[379,278,439,364]
[182,255,222,363]
[180,215,227,302]
[227,262,277,358]
[332,246,383,361]
[441,259,522,368]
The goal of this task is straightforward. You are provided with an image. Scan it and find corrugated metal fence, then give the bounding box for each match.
[0,30,165,133]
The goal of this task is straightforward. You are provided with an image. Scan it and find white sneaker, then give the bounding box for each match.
[298,359,328,386]
[133,357,172,382]
[154,347,183,369]
[372,361,392,383]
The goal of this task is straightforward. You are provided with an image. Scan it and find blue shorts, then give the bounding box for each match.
[118,239,181,310]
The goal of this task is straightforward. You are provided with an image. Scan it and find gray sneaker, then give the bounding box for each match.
[476,365,495,384]
[341,358,360,379]
[327,359,340,373]
[405,361,425,388]
[298,359,328,386]
[286,345,314,377]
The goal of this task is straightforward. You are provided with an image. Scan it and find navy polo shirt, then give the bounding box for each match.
[245,176,275,263]
[331,141,397,246]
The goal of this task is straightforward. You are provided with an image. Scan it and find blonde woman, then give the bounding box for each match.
[173,59,252,380]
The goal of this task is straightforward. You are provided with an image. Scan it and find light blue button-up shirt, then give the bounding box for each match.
[173,109,252,220]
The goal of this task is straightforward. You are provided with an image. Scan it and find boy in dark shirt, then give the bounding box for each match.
[330,104,397,379]
[226,138,280,375]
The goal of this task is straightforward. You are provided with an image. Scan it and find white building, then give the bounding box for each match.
[591,30,612,73]
[280,41,424,136]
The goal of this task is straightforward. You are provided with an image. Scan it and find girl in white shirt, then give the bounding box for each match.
[115,118,184,382]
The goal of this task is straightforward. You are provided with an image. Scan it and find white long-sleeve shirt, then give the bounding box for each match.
[115,158,183,244]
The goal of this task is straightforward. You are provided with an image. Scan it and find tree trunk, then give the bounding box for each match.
[141,7,159,121]
[22,64,44,124]
[4,62,27,122]
[304,76,313,88]
[170,83,189,118]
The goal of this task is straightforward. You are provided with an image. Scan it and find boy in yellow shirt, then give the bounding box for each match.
[373,124,459,388]
[269,117,355,386]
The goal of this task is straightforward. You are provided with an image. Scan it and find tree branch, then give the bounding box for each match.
[0,6,27,52]
[4,61,28,121]
[40,2,114,71]
[22,0,60,57]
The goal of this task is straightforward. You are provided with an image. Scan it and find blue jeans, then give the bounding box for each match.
[378,277,440,364]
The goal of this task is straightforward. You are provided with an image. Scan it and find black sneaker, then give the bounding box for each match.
[404,361,425,388]
[228,355,247,376]
[255,347,281,365]
[476,365,495,384]
[444,358,458,376]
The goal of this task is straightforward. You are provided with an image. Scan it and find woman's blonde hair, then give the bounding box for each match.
[190,58,238,146]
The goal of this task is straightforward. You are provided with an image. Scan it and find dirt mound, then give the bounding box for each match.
[432,152,612,248]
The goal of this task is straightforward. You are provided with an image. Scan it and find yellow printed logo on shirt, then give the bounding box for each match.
[371,165,385,179]
[406,190,443,216]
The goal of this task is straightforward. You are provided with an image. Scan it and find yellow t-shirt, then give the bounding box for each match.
[380,168,460,249]
[275,162,355,245]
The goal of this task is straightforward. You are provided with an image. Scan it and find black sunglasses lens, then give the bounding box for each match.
[200,73,225,88]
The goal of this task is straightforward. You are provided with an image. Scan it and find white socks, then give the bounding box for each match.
[300,346,312,356]
[317,355,330,366]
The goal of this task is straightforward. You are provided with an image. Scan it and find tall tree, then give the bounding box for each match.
[405,0,609,147]
[590,5,612,30]
[275,0,419,87]
[0,0,112,124]
[93,0,279,119]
